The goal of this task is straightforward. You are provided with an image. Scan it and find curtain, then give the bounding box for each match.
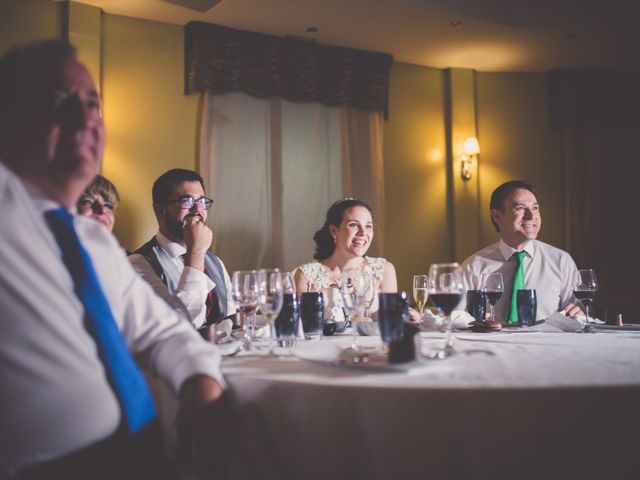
[185,22,393,117]
[199,92,385,273]
[550,68,640,321]
[562,124,640,323]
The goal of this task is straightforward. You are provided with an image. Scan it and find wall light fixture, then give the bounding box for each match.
[461,137,480,181]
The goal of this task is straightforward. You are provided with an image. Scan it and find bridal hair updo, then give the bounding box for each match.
[313,198,373,260]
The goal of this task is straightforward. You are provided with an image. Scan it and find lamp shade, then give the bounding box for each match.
[463,137,481,155]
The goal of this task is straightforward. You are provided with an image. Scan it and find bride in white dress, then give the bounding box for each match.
[294,198,418,323]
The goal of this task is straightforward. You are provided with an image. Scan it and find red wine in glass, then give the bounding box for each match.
[485,290,503,306]
[429,292,463,316]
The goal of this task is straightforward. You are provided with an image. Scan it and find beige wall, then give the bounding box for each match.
[0,0,59,52]
[384,63,449,293]
[475,72,564,249]
[102,14,200,251]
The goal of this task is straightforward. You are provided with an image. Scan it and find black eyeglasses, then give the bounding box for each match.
[169,195,214,210]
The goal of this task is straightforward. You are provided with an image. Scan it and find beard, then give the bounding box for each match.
[164,211,204,241]
[165,215,185,241]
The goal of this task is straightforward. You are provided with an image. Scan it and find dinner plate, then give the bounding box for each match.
[293,342,430,373]
[594,324,640,332]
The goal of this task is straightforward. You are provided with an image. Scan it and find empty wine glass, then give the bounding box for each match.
[574,269,598,333]
[258,268,284,354]
[231,270,259,348]
[481,272,504,323]
[427,263,464,358]
[340,267,371,350]
[413,274,428,319]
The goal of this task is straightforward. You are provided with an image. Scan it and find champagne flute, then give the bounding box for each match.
[481,272,504,323]
[427,263,464,358]
[574,269,598,333]
[258,268,284,354]
[413,274,428,319]
[340,267,368,351]
[231,270,259,348]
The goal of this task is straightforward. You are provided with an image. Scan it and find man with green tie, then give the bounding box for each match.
[462,180,581,323]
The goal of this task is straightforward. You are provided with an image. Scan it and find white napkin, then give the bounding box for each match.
[419,309,473,330]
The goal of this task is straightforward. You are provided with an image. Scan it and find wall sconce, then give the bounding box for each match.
[460,137,480,181]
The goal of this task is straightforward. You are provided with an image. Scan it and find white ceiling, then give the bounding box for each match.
[73,0,640,73]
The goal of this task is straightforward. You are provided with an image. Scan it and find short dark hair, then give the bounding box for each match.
[152,168,205,205]
[0,40,76,157]
[313,198,373,260]
[489,180,536,232]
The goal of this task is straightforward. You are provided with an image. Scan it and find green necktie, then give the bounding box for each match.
[507,250,527,323]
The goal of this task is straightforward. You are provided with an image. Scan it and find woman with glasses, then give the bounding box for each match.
[77,174,119,232]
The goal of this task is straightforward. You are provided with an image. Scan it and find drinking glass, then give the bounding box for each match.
[412,275,428,318]
[378,292,408,352]
[466,290,486,323]
[257,268,284,354]
[340,267,371,350]
[574,269,598,333]
[231,270,259,348]
[427,263,464,357]
[274,272,299,350]
[300,292,324,340]
[516,289,537,326]
[481,272,504,323]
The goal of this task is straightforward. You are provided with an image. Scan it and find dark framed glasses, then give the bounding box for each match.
[169,195,214,209]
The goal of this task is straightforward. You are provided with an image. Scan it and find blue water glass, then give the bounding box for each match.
[274,293,300,347]
[300,292,324,340]
[466,290,486,322]
[378,292,408,346]
[516,289,537,327]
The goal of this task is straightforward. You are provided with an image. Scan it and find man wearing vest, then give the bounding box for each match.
[130,168,236,338]
[462,180,582,323]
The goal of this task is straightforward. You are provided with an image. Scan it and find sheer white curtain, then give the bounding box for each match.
[199,92,384,273]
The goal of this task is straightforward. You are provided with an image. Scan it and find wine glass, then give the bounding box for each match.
[481,272,504,323]
[231,270,259,348]
[427,263,464,357]
[340,267,370,350]
[258,268,284,354]
[413,274,428,319]
[574,269,598,333]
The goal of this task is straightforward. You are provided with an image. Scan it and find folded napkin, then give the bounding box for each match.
[419,309,474,331]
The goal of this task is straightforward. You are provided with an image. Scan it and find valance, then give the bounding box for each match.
[548,69,640,127]
[185,21,393,117]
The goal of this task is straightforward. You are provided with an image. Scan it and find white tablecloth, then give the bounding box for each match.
[221,331,640,480]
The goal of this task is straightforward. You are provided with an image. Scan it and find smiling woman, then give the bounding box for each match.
[293,198,398,317]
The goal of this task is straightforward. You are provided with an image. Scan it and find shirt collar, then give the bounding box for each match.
[156,231,186,259]
[23,178,71,214]
[498,238,535,261]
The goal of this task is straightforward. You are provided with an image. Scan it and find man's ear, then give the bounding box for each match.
[153,203,165,221]
[490,209,502,230]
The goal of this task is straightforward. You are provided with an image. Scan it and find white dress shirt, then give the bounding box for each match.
[0,162,225,472]
[129,233,236,329]
[461,239,578,321]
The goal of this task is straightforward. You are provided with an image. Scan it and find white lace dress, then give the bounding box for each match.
[297,257,386,320]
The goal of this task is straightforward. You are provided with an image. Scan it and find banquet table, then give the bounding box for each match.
[220,329,640,480]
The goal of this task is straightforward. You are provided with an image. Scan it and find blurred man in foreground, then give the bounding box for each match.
[0,40,232,479]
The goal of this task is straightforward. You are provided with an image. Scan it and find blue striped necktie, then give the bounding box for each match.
[45,208,156,433]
